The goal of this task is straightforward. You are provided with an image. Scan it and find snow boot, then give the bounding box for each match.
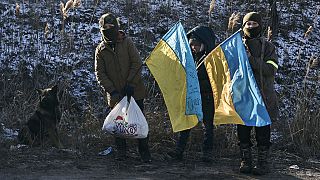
[115,138,127,161]
[138,137,152,163]
[239,144,252,174]
[168,130,190,160]
[252,146,270,175]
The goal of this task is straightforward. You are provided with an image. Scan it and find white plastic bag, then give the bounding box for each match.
[102,96,148,139]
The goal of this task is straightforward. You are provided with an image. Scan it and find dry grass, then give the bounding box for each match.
[15,3,20,17]
[60,0,81,20]
[227,12,240,35]
[208,0,216,15]
[310,56,319,69]
[283,27,320,157]
[60,2,65,17]
[63,0,73,19]
[304,25,313,39]
[267,26,272,41]
[289,87,320,157]
[44,23,49,39]
[73,0,81,8]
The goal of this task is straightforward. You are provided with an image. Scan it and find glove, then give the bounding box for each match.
[110,90,121,107]
[122,84,134,98]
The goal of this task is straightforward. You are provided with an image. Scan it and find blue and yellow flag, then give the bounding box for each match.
[204,30,271,126]
[146,22,203,132]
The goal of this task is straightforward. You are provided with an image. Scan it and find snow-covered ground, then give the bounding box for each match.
[0,0,319,136]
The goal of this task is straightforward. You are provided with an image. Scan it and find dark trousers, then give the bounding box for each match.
[115,99,150,155]
[176,94,214,152]
[237,124,271,148]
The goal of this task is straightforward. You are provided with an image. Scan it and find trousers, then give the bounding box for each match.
[176,93,214,152]
[237,124,271,147]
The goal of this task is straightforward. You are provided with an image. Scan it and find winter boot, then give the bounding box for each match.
[115,138,127,161]
[138,137,152,163]
[239,144,252,174]
[167,130,190,160]
[201,127,214,163]
[252,146,270,175]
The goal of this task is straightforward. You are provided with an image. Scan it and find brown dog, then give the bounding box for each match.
[18,85,63,148]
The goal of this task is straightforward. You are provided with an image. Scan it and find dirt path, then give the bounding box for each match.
[1,146,319,180]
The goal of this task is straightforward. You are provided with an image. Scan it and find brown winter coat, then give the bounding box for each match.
[95,31,146,107]
[244,37,279,121]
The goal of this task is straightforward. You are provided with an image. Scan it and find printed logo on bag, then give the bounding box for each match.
[116,116,123,120]
[112,115,138,137]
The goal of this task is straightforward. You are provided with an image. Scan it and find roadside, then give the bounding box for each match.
[1,144,319,180]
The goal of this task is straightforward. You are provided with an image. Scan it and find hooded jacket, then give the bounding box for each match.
[95,30,146,107]
[187,26,216,94]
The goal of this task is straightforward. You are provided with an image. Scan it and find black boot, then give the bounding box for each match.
[115,137,126,161]
[201,134,213,163]
[167,129,190,160]
[252,146,270,175]
[138,137,152,163]
[201,120,214,163]
[239,144,252,174]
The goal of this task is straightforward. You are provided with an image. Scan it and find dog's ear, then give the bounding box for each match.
[36,89,43,95]
[51,85,58,94]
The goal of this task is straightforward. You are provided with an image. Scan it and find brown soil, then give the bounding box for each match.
[1,144,319,180]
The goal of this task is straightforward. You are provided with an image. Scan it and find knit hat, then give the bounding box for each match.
[99,13,119,30]
[242,12,262,27]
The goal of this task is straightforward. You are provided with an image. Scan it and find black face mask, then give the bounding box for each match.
[193,51,205,61]
[243,26,262,38]
[102,28,118,43]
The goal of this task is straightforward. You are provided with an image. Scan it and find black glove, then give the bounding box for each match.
[123,84,134,97]
[110,90,121,106]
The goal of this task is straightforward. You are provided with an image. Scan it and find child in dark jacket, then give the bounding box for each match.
[168,26,216,163]
[238,11,279,175]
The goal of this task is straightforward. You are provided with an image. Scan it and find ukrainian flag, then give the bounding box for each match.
[146,22,203,132]
[204,30,271,126]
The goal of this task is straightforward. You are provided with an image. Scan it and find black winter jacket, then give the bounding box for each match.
[187,26,216,94]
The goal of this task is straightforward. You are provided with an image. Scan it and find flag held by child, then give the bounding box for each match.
[146,22,203,132]
[204,30,271,126]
